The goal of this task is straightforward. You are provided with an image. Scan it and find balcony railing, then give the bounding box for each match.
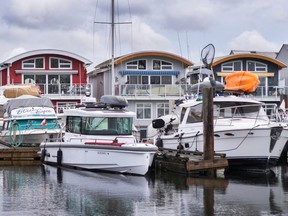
[38,83,91,96]
[117,84,285,100]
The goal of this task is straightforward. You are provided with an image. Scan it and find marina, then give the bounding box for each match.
[0,1,288,215]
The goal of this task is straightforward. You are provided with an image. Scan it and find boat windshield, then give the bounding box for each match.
[214,102,268,120]
[66,116,133,135]
[181,101,268,124]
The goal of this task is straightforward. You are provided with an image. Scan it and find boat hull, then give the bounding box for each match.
[40,143,157,175]
[0,129,61,147]
[158,125,288,169]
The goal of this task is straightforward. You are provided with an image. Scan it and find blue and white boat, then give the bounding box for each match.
[0,95,61,147]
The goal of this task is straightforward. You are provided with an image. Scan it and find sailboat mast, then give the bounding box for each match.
[111,0,115,96]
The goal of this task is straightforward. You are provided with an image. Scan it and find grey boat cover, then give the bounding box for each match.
[4,96,54,115]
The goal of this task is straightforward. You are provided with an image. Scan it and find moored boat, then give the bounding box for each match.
[0,95,61,147]
[39,95,158,176]
[151,94,288,169]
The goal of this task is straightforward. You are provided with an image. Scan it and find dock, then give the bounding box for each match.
[154,148,228,176]
[0,147,41,166]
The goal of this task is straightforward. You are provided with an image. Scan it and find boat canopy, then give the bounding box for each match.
[4,96,53,114]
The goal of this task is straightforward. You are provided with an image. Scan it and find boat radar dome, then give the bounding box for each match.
[100,95,128,109]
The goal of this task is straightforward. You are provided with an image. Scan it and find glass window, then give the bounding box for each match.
[136,103,151,119]
[60,75,71,94]
[50,58,72,69]
[66,116,82,134]
[161,76,172,84]
[153,60,173,70]
[247,61,267,72]
[51,58,59,68]
[151,76,160,84]
[247,61,255,71]
[127,61,138,70]
[153,60,161,70]
[126,60,146,70]
[24,75,35,84]
[142,76,149,84]
[48,75,59,94]
[35,75,46,93]
[138,60,146,69]
[78,116,132,135]
[157,103,170,117]
[161,61,172,70]
[222,61,242,71]
[186,104,202,123]
[22,58,44,69]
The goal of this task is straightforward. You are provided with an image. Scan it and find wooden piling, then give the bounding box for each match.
[202,87,216,177]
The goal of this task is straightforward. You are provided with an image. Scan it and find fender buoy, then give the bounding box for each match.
[40,149,46,162]
[57,149,62,166]
[155,138,163,148]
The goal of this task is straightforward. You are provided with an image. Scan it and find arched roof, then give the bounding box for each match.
[212,53,286,69]
[1,49,92,66]
[114,51,193,67]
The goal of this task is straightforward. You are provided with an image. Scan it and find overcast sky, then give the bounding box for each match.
[0,0,288,71]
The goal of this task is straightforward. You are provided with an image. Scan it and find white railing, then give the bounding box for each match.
[37,83,91,96]
[117,84,285,99]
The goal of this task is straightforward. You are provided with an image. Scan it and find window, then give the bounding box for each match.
[222,61,242,71]
[50,58,72,69]
[247,61,267,72]
[127,75,172,85]
[126,60,146,70]
[162,76,172,84]
[136,103,151,119]
[151,76,161,84]
[57,102,77,113]
[69,116,133,135]
[153,60,173,70]
[157,103,170,117]
[23,73,73,95]
[186,104,202,123]
[22,58,44,69]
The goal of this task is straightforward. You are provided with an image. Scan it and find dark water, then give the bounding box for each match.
[0,164,287,216]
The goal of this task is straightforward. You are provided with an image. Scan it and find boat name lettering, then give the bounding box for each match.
[97,151,108,155]
[14,107,54,115]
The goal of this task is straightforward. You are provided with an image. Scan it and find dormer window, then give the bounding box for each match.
[22,58,44,69]
[153,60,172,70]
[126,60,146,70]
[50,58,72,69]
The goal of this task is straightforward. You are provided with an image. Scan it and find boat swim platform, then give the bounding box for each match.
[154,148,228,176]
[0,147,41,166]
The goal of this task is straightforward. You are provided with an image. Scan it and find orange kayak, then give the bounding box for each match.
[224,71,260,93]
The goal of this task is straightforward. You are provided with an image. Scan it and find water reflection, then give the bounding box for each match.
[41,165,151,216]
[0,165,287,215]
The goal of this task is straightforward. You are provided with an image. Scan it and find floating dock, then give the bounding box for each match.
[0,147,41,166]
[154,148,229,176]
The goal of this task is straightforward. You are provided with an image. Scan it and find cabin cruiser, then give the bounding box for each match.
[0,95,61,147]
[39,95,158,176]
[151,95,288,169]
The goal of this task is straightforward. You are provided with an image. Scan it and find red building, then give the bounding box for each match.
[0,49,92,112]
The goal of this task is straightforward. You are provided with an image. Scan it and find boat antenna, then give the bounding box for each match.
[94,0,132,95]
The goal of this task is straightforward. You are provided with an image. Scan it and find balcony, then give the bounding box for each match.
[117,84,284,102]
[39,83,91,99]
